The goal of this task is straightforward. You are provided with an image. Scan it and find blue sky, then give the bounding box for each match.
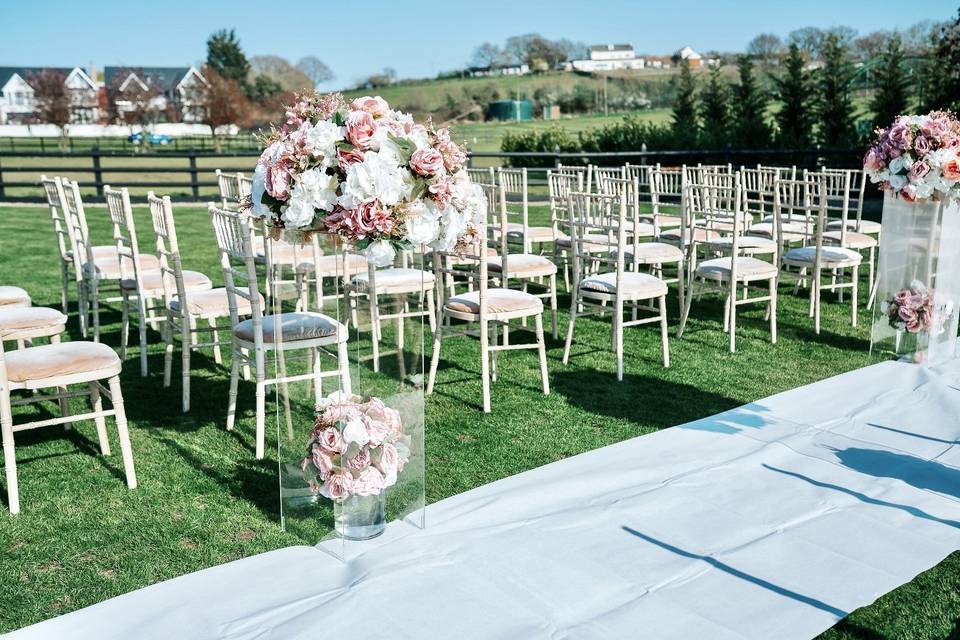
[0,0,953,90]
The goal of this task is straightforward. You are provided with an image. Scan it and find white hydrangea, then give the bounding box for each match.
[305,121,344,166]
[293,167,339,212]
[281,196,317,228]
[338,151,407,208]
[403,200,440,245]
[251,164,268,217]
[365,239,397,267]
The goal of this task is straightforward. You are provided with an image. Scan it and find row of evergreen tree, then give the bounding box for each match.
[670,32,916,150]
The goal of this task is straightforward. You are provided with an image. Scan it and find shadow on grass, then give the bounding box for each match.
[552,370,740,430]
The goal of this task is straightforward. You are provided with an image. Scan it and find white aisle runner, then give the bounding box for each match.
[10,360,960,640]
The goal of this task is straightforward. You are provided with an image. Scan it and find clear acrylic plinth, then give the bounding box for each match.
[870,192,960,365]
[268,230,427,561]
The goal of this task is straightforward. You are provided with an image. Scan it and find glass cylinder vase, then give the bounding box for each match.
[334,493,387,541]
[871,192,960,365]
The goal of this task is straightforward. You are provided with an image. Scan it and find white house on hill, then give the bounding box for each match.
[569,44,645,72]
[104,66,208,123]
[0,66,100,124]
[676,46,704,68]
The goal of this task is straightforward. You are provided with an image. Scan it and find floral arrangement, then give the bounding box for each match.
[250,92,485,266]
[881,281,938,334]
[863,110,960,202]
[301,393,410,501]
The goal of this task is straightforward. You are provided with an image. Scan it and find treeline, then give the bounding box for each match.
[502,15,960,163]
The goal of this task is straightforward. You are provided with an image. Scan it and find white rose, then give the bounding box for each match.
[365,240,397,267]
[404,202,440,245]
[888,156,907,175]
[915,181,935,199]
[342,418,370,446]
[305,121,344,163]
[408,127,430,151]
[251,164,268,217]
[281,195,316,229]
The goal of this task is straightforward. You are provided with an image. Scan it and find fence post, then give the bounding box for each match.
[0,154,5,199]
[91,145,104,197]
[189,149,200,199]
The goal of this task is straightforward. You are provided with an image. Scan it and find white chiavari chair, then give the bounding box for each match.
[427,183,549,413]
[778,172,862,333]
[548,170,581,290]
[39,175,78,314]
[0,320,137,515]
[818,168,878,304]
[677,174,779,352]
[562,187,670,379]
[466,166,495,185]
[498,167,554,256]
[557,163,593,193]
[209,205,351,459]
[104,186,211,376]
[488,174,559,338]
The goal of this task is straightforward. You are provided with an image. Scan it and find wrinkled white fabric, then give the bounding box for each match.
[11,360,960,640]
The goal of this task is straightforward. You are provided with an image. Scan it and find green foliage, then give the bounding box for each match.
[206,29,251,93]
[732,56,773,148]
[699,66,731,148]
[248,75,283,104]
[671,61,699,147]
[922,9,960,112]
[816,33,859,147]
[870,36,911,130]
[774,43,814,148]
[501,125,581,167]
[580,115,676,152]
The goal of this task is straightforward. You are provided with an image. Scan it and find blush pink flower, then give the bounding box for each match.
[346,447,371,471]
[376,443,400,483]
[371,207,396,234]
[914,135,931,156]
[943,158,960,181]
[428,174,455,208]
[323,401,363,425]
[410,148,444,176]
[311,444,335,479]
[317,426,345,454]
[863,148,885,171]
[438,140,467,172]
[345,110,378,150]
[337,147,364,171]
[350,96,390,118]
[908,161,930,183]
[321,472,352,500]
[351,467,386,497]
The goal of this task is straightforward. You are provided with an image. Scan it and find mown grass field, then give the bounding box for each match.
[0,200,958,638]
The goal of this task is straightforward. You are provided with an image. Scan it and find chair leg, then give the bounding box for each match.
[91,277,101,343]
[210,318,222,365]
[312,348,322,408]
[535,314,550,395]
[163,312,175,389]
[78,280,89,338]
[338,340,352,396]
[241,347,251,381]
[614,300,624,381]
[676,259,686,316]
[490,321,498,383]
[120,292,130,360]
[549,274,558,340]
[769,277,778,345]
[851,265,859,327]
[728,283,737,353]
[137,295,148,377]
[60,261,70,314]
[480,319,491,413]
[226,344,240,432]
[677,277,696,339]
[255,374,266,460]
[276,347,294,441]
[181,318,192,413]
[562,291,579,364]
[814,268,822,335]
[89,382,111,455]
[1,388,20,514]
[426,317,444,395]
[108,376,137,489]
[723,292,731,333]
[659,295,670,368]
[370,292,381,373]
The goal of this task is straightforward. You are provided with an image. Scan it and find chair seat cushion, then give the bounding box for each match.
[640,214,683,228]
[0,286,31,308]
[827,219,882,234]
[623,242,684,264]
[783,246,863,267]
[121,270,212,294]
[446,288,543,316]
[170,287,264,317]
[747,221,808,238]
[555,233,611,252]
[659,228,721,245]
[0,307,67,335]
[234,312,345,344]
[65,245,125,263]
[83,254,161,280]
[822,231,877,249]
[620,220,656,237]
[762,213,809,224]
[4,341,121,383]
[697,257,778,281]
[351,268,435,294]
[299,253,369,276]
[708,236,777,254]
[581,271,668,298]
[487,254,558,277]
[506,225,562,243]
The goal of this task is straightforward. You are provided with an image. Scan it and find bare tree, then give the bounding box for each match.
[296,55,334,87]
[28,70,71,150]
[826,25,858,48]
[852,31,892,60]
[747,33,784,67]
[787,27,825,59]
[470,42,506,68]
[250,55,314,92]
[107,69,165,145]
[902,19,940,54]
[192,67,252,151]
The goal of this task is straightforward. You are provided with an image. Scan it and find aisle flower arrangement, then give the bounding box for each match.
[301,393,410,501]
[863,110,960,202]
[250,92,485,266]
[881,281,936,334]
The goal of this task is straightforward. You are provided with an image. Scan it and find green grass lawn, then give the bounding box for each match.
[0,202,958,638]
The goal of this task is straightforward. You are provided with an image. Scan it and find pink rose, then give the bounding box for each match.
[350,96,390,118]
[428,174,455,208]
[908,161,930,183]
[346,447,371,471]
[914,135,931,156]
[943,158,960,181]
[338,147,364,171]
[921,116,950,139]
[863,148,885,171]
[323,401,363,426]
[318,426,345,454]
[371,207,395,234]
[266,163,292,200]
[378,118,404,136]
[899,304,917,324]
[321,472,352,500]
[410,148,444,176]
[901,183,917,201]
[437,140,467,172]
[375,443,399,485]
[893,289,910,305]
[887,122,913,150]
[345,110,378,150]
[310,444,335,479]
[364,397,401,445]
[351,467,385,497]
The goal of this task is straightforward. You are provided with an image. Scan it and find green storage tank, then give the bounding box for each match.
[487,100,534,122]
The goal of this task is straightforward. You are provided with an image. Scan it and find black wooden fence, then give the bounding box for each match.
[0,147,864,204]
